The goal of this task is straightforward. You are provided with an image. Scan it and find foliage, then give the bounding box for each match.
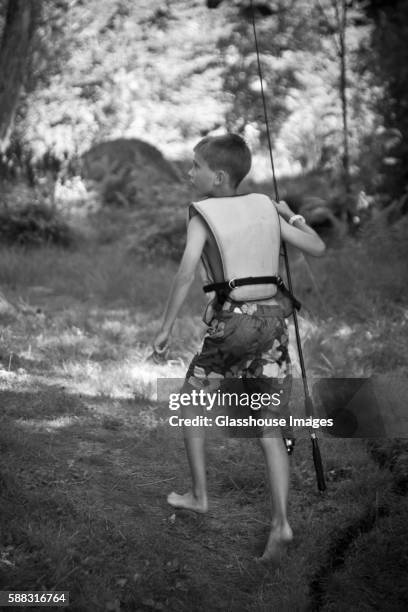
[216,0,374,180]
[291,214,408,327]
[10,0,230,166]
[0,0,375,181]
[0,186,74,246]
[0,0,406,213]
[131,215,187,261]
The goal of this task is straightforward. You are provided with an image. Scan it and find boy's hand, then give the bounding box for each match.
[153,329,170,355]
[274,200,294,221]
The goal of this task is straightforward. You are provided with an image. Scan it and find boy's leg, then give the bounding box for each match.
[167,425,208,513]
[258,435,293,561]
[167,319,226,513]
[167,364,210,512]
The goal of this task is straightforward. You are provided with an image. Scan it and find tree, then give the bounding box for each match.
[13,0,231,164]
[212,0,372,185]
[0,0,41,152]
[316,1,351,203]
[362,0,408,202]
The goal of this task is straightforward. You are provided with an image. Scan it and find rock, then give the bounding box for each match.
[81,138,183,208]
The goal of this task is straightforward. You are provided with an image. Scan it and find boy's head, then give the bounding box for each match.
[190,133,251,196]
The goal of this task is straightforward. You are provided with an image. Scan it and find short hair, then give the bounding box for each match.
[194,134,251,187]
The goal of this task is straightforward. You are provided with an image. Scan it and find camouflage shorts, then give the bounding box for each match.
[184,302,292,425]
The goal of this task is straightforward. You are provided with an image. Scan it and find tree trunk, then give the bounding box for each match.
[0,0,40,153]
[329,0,352,223]
[338,1,351,206]
[339,36,350,195]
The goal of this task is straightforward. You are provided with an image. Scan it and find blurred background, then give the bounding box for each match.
[0,0,407,254]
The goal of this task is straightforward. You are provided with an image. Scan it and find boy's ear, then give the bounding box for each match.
[214,170,226,185]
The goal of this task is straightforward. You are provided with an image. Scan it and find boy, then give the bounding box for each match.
[153,134,325,561]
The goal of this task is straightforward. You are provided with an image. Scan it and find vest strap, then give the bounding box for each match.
[203,275,301,311]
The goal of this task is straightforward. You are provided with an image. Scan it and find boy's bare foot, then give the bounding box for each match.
[258,523,293,563]
[167,491,208,513]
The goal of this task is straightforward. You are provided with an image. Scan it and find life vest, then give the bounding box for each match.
[192,193,281,302]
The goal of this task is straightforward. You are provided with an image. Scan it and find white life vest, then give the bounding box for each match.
[192,193,281,301]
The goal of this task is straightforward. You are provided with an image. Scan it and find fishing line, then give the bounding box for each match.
[250,0,326,491]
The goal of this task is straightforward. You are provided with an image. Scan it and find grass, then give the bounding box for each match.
[0,230,407,611]
[0,244,196,313]
[1,395,405,611]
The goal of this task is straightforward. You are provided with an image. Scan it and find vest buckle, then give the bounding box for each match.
[276,275,285,289]
[228,278,237,289]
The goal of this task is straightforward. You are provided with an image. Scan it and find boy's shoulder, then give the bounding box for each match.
[189,193,276,220]
[191,192,272,207]
[188,194,278,235]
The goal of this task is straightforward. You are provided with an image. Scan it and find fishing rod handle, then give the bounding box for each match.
[312,435,327,492]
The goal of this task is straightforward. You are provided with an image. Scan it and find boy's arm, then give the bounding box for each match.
[153,215,207,353]
[275,200,326,256]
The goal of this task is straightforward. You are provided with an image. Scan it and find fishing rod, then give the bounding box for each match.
[249,0,326,492]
